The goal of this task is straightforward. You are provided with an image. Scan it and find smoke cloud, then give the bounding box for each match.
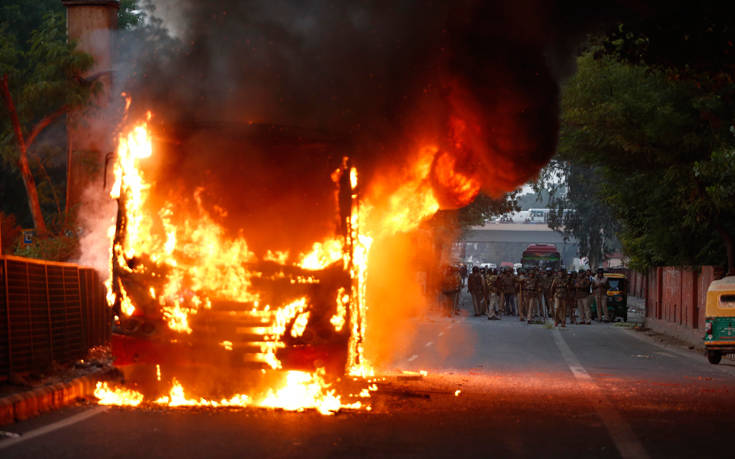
[96,0,625,369]
[115,0,616,219]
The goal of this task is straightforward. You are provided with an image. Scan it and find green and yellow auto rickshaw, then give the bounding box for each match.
[704,275,735,364]
[590,272,628,322]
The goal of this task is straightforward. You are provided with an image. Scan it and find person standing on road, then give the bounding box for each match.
[468,267,485,316]
[440,266,461,317]
[485,268,500,320]
[575,269,592,324]
[516,268,528,321]
[567,271,578,324]
[551,270,568,327]
[541,267,553,319]
[592,268,610,321]
[500,267,517,316]
[524,269,542,322]
[459,264,468,288]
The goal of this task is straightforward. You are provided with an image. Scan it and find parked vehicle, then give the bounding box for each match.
[527,208,549,224]
[704,276,735,364]
[590,272,628,322]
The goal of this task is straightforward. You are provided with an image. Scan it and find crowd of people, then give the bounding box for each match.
[441,265,611,327]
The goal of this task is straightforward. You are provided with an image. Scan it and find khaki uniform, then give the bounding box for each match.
[499,272,516,315]
[540,272,553,318]
[523,274,542,320]
[566,275,578,324]
[440,269,461,317]
[485,273,499,318]
[516,273,528,320]
[592,275,610,320]
[575,275,592,324]
[468,272,486,316]
[550,274,568,326]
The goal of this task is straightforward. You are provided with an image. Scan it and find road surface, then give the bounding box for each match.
[2,295,733,458]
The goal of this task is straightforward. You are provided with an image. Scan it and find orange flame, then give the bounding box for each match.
[96,369,364,415]
[94,381,143,406]
[105,108,480,414]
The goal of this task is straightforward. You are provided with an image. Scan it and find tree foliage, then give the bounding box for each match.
[536,159,619,269]
[556,50,735,272]
[0,0,144,254]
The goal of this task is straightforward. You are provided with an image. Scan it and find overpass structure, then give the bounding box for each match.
[456,223,579,268]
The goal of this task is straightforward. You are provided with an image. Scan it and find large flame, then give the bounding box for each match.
[103,112,462,414]
[95,369,370,416]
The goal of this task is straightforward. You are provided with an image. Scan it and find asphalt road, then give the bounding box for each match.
[2,294,734,459]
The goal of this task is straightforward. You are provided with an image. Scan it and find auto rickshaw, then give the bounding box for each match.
[590,272,628,322]
[704,275,735,364]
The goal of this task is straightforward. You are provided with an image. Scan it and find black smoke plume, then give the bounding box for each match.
[116,0,619,251]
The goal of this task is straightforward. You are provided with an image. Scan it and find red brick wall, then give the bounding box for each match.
[641,265,719,330]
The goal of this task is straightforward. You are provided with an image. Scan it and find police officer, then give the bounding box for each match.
[524,268,542,322]
[592,268,610,321]
[516,268,528,321]
[485,268,500,320]
[440,265,460,317]
[541,267,553,319]
[567,271,578,324]
[499,267,517,315]
[550,270,568,327]
[468,266,486,316]
[575,268,592,324]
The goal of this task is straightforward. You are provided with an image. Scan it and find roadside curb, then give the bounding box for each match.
[0,368,119,427]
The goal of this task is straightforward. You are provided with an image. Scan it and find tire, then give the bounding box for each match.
[707,350,722,365]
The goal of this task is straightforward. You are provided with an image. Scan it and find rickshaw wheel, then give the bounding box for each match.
[707,350,722,365]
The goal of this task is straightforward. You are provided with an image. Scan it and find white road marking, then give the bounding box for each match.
[552,329,649,459]
[0,406,109,451]
[438,331,444,337]
[407,354,419,362]
[425,341,433,347]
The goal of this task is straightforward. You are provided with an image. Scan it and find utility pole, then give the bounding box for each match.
[62,1,119,220]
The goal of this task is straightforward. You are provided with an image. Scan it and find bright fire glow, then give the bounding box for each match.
[96,369,363,415]
[94,381,143,406]
[103,111,466,415]
[298,239,344,270]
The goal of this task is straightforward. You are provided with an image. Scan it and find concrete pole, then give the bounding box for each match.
[62,1,119,221]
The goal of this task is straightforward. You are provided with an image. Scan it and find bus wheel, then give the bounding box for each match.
[707,351,722,365]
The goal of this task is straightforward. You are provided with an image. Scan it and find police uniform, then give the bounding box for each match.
[592,273,610,321]
[575,272,592,324]
[551,272,568,327]
[440,267,461,317]
[541,270,553,318]
[524,272,542,321]
[516,271,528,320]
[566,273,578,324]
[485,271,500,319]
[499,270,516,315]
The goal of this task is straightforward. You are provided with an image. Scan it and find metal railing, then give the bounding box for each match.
[0,255,110,380]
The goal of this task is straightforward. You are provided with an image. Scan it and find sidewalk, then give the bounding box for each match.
[0,349,120,426]
[628,295,709,353]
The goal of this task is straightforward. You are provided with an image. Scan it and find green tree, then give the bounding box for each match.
[535,159,620,269]
[1,11,95,234]
[1,0,144,244]
[558,51,735,273]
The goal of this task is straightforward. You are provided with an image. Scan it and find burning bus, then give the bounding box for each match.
[106,118,373,379]
[94,110,477,411]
